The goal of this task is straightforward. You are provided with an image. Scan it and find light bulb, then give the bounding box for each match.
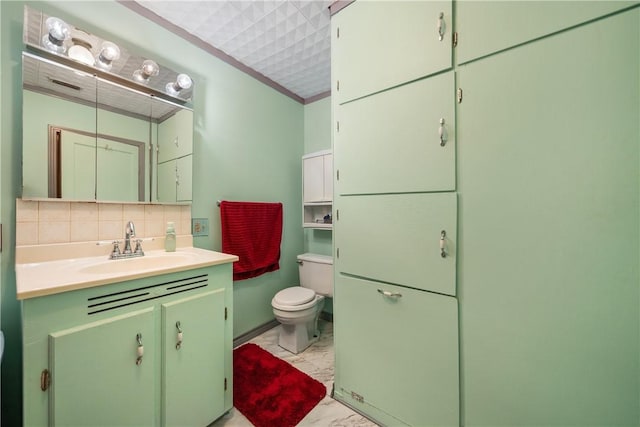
[42,16,70,53]
[165,73,193,96]
[96,41,120,71]
[133,59,159,83]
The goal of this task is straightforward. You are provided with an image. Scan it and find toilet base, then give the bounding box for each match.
[278,322,319,354]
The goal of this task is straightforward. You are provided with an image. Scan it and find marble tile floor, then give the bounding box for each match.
[210,320,379,427]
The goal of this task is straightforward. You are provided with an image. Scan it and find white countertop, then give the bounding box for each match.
[16,244,238,300]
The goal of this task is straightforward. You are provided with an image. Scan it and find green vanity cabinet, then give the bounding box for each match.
[335,192,457,296]
[335,72,455,195]
[455,0,638,65]
[333,276,459,427]
[332,0,452,104]
[22,264,233,427]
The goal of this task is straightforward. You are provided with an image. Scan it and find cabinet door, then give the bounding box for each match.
[458,9,639,426]
[157,109,193,163]
[323,153,333,200]
[176,155,192,202]
[333,0,452,104]
[335,192,457,296]
[456,1,638,64]
[162,289,226,427]
[49,308,155,426]
[157,160,177,203]
[303,154,325,202]
[335,72,455,195]
[334,276,459,427]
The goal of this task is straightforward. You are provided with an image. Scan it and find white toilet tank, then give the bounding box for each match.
[298,253,333,297]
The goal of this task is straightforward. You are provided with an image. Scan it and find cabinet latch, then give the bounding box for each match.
[457,88,463,104]
[225,307,228,320]
[453,32,458,48]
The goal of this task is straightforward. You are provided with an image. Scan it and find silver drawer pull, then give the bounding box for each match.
[439,118,448,147]
[136,333,144,365]
[175,321,183,350]
[437,12,446,41]
[377,289,402,298]
[440,230,447,258]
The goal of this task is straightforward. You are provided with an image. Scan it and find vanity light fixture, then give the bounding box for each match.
[165,73,193,96]
[95,41,120,71]
[67,39,95,66]
[41,16,71,54]
[132,59,159,84]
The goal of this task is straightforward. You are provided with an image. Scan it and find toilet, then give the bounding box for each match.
[271,253,333,354]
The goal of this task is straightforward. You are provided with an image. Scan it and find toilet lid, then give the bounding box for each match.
[273,287,315,306]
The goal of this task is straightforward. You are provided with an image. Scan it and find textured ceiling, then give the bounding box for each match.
[132,0,333,102]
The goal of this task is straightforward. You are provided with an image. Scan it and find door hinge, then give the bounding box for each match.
[224,307,228,320]
[457,88,463,104]
[224,377,228,391]
[452,32,458,48]
[40,369,50,391]
[351,390,364,403]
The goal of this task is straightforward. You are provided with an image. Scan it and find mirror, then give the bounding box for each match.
[22,53,193,203]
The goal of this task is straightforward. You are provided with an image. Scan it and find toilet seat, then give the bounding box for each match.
[272,287,317,311]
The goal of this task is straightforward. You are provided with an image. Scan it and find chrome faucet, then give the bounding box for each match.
[124,221,136,254]
[110,220,144,259]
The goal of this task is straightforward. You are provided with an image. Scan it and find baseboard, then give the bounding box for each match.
[233,319,279,348]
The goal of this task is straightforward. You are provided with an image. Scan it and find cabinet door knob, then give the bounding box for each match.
[175,321,183,350]
[439,118,448,147]
[437,12,446,41]
[136,333,144,365]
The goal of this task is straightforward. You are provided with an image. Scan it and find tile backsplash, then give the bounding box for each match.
[16,199,191,246]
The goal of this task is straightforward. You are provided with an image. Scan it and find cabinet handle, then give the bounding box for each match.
[439,118,448,147]
[136,333,144,365]
[437,12,446,41]
[440,230,447,258]
[377,289,402,298]
[175,321,183,350]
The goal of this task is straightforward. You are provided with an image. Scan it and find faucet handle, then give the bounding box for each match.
[110,240,122,259]
[134,239,144,256]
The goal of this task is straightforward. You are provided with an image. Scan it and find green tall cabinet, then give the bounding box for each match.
[331,1,639,426]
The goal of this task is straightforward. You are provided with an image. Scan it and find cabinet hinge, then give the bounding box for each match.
[40,369,50,391]
[457,88,463,104]
[336,209,339,221]
[452,32,458,48]
[337,27,340,38]
[337,80,340,91]
[336,169,340,181]
[224,377,228,391]
[336,121,340,132]
[224,307,228,320]
[337,248,340,258]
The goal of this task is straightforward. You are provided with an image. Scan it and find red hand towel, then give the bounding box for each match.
[220,201,283,281]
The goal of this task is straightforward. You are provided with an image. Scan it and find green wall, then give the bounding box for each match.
[1,1,304,424]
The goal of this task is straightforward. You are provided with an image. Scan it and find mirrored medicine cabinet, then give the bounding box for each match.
[21,6,194,204]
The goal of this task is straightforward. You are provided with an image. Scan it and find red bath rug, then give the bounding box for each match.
[233,343,326,427]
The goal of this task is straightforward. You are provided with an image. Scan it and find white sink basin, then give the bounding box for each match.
[79,252,195,275]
